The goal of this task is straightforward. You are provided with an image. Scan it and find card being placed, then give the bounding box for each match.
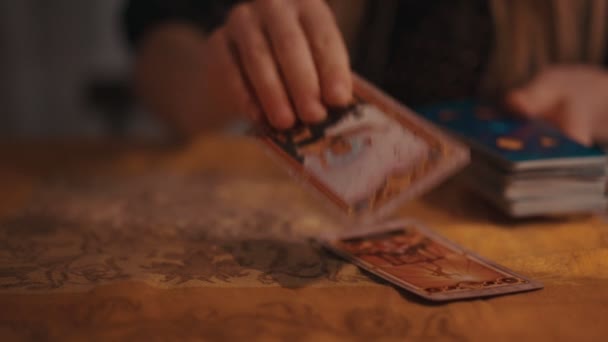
[323,220,543,301]
[257,75,469,223]
[416,100,607,171]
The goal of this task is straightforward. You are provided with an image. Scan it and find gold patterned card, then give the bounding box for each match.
[324,220,543,301]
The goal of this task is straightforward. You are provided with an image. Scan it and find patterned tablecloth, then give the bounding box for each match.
[1,136,607,341]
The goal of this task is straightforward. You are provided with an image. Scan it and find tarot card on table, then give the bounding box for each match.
[324,220,543,301]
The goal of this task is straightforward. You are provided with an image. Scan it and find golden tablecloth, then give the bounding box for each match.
[1,136,607,341]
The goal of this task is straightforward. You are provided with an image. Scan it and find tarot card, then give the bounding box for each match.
[323,220,543,301]
[416,100,607,171]
[257,75,469,222]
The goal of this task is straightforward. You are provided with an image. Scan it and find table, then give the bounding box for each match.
[1,136,607,341]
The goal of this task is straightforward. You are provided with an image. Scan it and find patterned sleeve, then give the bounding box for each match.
[123,0,244,48]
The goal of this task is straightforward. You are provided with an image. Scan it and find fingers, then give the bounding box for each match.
[550,104,594,146]
[258,0,327,123]
[221,0,352,129]
[506,69,595,145]
[206,28,261,122]
[507,72,564,118]
[227,4,296,129]
[300,0,352,106]
[510,91,592,145]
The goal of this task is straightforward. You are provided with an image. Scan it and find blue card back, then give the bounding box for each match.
[415,100,605,170]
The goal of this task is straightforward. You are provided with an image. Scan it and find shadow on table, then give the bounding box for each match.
[205,237,354,289]
[221,238,479,306]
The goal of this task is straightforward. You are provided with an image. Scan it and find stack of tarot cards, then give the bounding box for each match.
[255,75,543,301]
[416,100,608,217]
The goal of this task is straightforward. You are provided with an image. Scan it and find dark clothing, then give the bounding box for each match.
[381,1,492,105]
[124,0,240,46]
[124,0,493,106]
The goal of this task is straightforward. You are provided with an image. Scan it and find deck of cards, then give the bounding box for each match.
[417,100,608,217]
[255,75,543,301]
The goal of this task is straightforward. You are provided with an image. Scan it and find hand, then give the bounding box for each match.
[506,65,608,146]
[204,0,352,130]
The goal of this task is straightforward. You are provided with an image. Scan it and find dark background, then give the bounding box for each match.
[0,0,162,138]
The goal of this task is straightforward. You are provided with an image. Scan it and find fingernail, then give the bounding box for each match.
[305,102,327,122]
[508,91,532,114]
[508,90,525,104]
[329,82,351,104]
[271,110,295,130]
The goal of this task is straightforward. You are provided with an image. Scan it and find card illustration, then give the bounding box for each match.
[325,222,543,301]
[259,76,468,219]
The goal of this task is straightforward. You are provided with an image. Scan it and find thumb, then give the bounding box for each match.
[550,104,594,147]
[506,73,564,118]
